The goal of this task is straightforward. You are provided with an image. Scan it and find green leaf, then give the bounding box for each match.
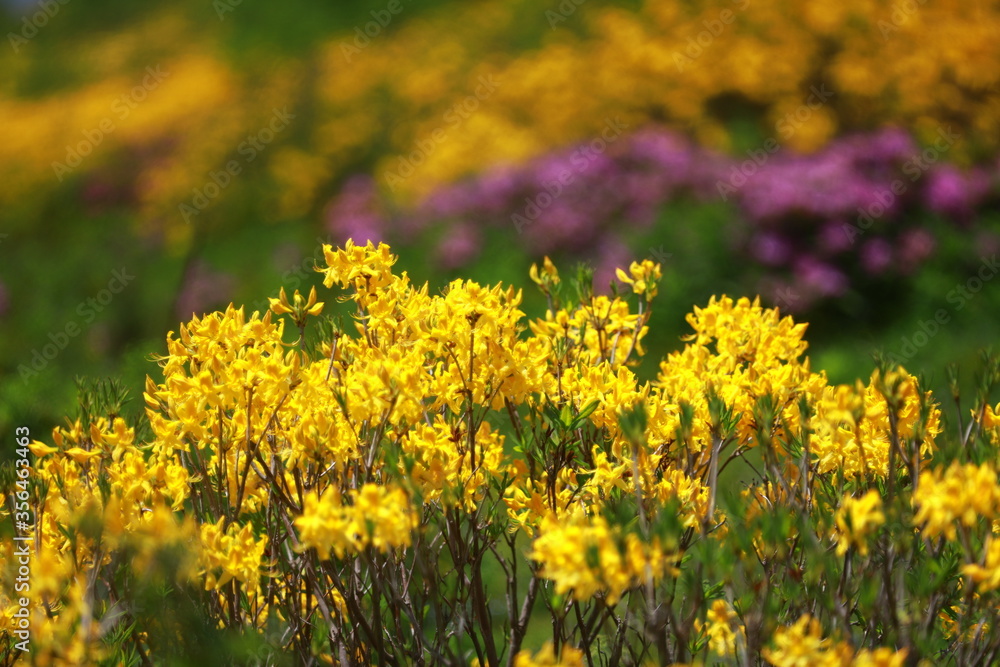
[569,399,601,430]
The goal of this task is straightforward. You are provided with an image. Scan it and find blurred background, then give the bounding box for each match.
[1,0,999,438]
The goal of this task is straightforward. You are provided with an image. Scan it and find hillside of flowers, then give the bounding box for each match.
[5,0,999,236]
[4,1,1000,662]
[4,242,1000,665]
[4,0,1000,441]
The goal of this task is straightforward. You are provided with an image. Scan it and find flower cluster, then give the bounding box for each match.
[762,614,908,667]
[3,241,999,665]
[912,461,1000,541]
[834,490,885,556]
[296,484,417,559]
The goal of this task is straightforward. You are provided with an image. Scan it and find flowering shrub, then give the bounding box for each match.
[4,241,1000,665]
[329,127,1000,309]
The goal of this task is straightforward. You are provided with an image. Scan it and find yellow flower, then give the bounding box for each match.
[400,418,505,510]
[269,285,324,319]
[529,506,669,604]
[296,483,417,559]
[64,447,101,464]
[268,286,295,315]
[320,239,397,294]
[513,642,584,667]
[762,615,852,667]
[199,518,268,594]
[694,599,745,657]
[529,256,561,287]
[962,536,1000,593]
[615,259,662,299]
[834,490,885,556]
[852,647,909,667]
[912,462,1000,540]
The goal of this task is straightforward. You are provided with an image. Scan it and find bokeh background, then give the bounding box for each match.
[2,0,999,438]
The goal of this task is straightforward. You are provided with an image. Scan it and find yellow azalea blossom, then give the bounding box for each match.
[912,461,1000,540]
[977,402,1000,447]
[852,647,909,667]
[64,447,101,464]
[513,642,585,667]
[530,507,670,604]
[615,259,662,298]
[27,441,59,457]
[296,483,417,559]
[530,295,649,368]
[199,518,268,594]
[648,467,712,531]
[505,466,584,536]
[529,256,561,286]
[269,285,324,318]
[962,536,1000,593]
[763,615,852,667]
[320,239,397,295]
[400,417,505,510]
[694,599,745,657]
[835,489,885,556]
[269,286,296,315]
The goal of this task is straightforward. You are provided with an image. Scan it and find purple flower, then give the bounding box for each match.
[860,239,894,275]
[794,256,848,297]
[750,232,792,266]
[325,175,386,245]
[819,220,855,254]
[896,229,936,274]
[175,260,235,321]
[436,223,482,269]
[925,165,992,221]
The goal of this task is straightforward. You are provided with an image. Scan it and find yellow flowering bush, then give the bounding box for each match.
[3,240,1000,664]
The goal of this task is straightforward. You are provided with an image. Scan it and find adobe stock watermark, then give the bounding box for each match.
[214,0,243,20]
[180,107,295,224]
[11,425,34,654]
[51,65,170,182]
[772,285,801,311]
[843,126,958,244]
[7,0,70,54]
[512,117,629,234]
[649,245,672,264]
[715,84,835,200]
[673,0,751,71]
[886,254,999,366]
[878,0,927,40]
[17,267,136,382]
[383,75,500,192]
[546,0,588,29]
[340,0,408,62]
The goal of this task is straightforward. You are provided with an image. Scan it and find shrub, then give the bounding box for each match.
[3,241,999,665]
